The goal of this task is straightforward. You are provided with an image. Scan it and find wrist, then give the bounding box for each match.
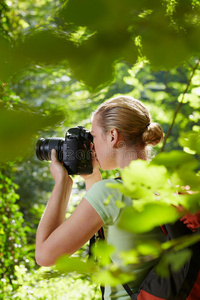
[54,175,73,188]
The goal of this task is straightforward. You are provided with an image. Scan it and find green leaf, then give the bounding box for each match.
[137,240,162,258]
[93,266,135,287]
[155,249,192,277]
[20,29,75,64]
[162,233,200,252]
[152,150,198,171]
[138,10,192,69]
[57,0,136,33]
[92,240,115,266]
[178,93,200,108]
[182,193,200,213]
[56,250,135,287]
[0,227,5,235]
[119,160,181,208]
[0,109,64,161]
[115,199,126,209]
[176,169,200,191]
[0,36,24,80]
[118,203,179,233]
[67,33,137,89]
[57,0,107,29]
[119,249,139,265]
[122,160,168,193]
[55,0,139,89]
[56,255,96,274]
[179,132,200,156]
[108,159,186,209]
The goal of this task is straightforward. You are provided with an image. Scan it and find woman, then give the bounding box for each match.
[35,95,165,299]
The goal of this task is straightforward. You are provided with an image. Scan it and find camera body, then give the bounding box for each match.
[36,126,93,175]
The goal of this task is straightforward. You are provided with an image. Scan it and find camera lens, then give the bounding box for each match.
[36,138,64,161]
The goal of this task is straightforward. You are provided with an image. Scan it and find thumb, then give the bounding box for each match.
[51,149,57,161]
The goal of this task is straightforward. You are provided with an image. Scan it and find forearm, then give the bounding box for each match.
[36,178,73,245]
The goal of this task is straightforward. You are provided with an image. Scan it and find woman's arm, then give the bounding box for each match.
[35,149,104,267]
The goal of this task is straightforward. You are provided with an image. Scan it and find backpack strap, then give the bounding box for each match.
[122,283,135,299]
[98,227,105,239]
[88,234,96,258]
[100,286,105,300]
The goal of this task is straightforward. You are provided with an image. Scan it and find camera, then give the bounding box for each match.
[36,126,93,175]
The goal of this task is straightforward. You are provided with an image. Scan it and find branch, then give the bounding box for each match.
[160,59,200,152]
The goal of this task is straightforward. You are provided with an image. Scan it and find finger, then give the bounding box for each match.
[90,142,93,150]
[51,149,57,161]
[90,146,96,159]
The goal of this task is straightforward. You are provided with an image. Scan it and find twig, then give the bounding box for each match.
[165,71,169,94]
[160,59,200,152]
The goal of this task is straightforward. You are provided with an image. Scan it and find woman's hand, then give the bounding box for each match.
[50,149,73,186]
[81,144,102,190]
[81,144,100,179]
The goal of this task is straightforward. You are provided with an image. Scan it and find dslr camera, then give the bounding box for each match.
[36,126,93,175]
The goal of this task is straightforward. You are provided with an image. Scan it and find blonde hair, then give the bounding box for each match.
[94,96,163,147]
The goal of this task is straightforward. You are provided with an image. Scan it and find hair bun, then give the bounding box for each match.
[142,122,163,146]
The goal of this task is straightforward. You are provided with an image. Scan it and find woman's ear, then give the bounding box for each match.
[110,128,119,147]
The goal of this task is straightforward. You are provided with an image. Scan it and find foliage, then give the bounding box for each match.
[0,108,65,162]
[1,0,200,90]
[0,0,200,297]
[53,231,200,285]
[56,241,135,287]
[5,265,101,299]
[110,151,200,242]
[0,167,34,297]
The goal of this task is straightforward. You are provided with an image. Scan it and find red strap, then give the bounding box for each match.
[160,225,168,236]
[98,227,105,240]
[138,290,166,300]
[187,270,200,300]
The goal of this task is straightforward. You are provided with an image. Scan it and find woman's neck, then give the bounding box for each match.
[117,145,148,169]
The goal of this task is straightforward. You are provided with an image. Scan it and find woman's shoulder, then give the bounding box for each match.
[96,177,122,184]
[93,177,122,189]
[85,178,122,200]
